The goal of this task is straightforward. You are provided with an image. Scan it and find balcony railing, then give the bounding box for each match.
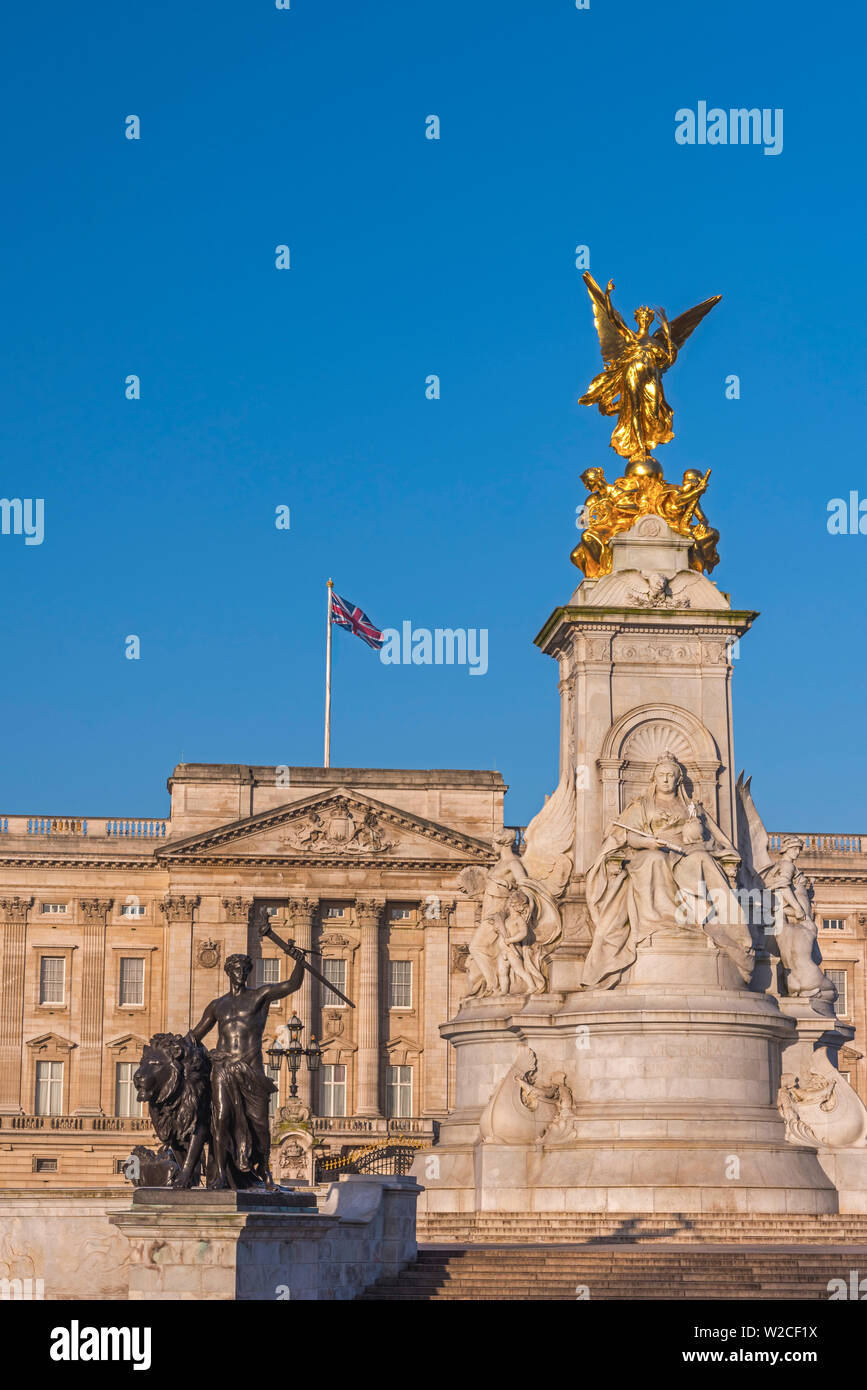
[1,1114,153,1131]
[510,826,863,855]
[310,1116,436,1140]
[768,832,864,854]
[0,817,167,839]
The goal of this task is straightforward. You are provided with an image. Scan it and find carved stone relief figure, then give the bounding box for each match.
[458,773,575,1000]
[479,1047,557,1145]
[479,1048,580,1146]
[583,752,753,989]
[778,1053,867,1149]
[736,775,837,1014]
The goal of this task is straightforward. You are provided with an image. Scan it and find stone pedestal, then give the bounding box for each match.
[418,511,866,1221]
[110,1178,420,1300]
[534,516,756,874]
[776,998,867,1203]
[416,936,837,1216]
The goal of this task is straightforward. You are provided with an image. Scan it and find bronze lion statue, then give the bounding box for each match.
[133,1032,211,1188]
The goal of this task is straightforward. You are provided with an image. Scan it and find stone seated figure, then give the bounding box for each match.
[582,752,753,990]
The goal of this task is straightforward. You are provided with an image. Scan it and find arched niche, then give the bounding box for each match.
[597,704,723,827]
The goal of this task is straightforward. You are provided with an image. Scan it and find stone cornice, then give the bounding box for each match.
[152,853,489,871]
[0,855,160,871]
[534,606,759,652]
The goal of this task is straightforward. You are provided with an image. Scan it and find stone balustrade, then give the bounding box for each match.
[768,832,864,854]
[1,1114,152,1132]
[0,816,168,839]
[311,1115,435,1140]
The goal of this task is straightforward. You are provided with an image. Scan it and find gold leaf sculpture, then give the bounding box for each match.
[573,272,722,578]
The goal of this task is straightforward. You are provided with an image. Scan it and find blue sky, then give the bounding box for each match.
[0,0,864,829]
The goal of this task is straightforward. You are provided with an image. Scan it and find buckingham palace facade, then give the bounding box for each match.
[0,760,865,1188]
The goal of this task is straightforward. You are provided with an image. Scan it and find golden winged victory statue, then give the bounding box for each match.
[572,271,722,579]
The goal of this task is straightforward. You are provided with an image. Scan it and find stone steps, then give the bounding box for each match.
[360,1245,860,1300]
[417,1212,867,1244]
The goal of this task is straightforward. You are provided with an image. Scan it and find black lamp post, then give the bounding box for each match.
[267,1013,322,1099]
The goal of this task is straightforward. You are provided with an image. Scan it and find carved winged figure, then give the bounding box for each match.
[459,772,575,1000]
[579,273,721,463]
[736,773,837,1013]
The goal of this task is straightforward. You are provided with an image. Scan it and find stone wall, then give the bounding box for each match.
[0,1176,421,1301]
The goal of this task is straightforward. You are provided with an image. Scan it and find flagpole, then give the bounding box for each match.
[324,578,333,768]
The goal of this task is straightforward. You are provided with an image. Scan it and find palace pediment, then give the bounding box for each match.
[155,788,492,866]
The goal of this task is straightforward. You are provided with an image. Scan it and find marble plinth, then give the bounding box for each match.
[109,1177,420,1300]
[415,938,837,1216]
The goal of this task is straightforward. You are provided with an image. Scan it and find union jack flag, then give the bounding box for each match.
[330,591,384,650]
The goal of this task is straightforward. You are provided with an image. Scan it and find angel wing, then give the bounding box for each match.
[656,293,722,351]
[735,771,773,884]
[582,272,633,367]
[522,771,576,899]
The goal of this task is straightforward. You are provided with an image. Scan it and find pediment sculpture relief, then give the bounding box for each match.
[284,799,394,853]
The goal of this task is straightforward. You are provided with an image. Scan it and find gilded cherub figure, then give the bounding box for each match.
[579,274,721,466]
[571,462,720,578]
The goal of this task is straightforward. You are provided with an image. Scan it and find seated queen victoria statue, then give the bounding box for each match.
[582,753,754,990]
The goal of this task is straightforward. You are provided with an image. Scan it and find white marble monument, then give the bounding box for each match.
[415,515,867,1217]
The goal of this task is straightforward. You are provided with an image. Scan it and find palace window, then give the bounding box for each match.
[115,1061,142,1117]
[120,903,146,917]
[388,960,413,1010]
[322,957,347,1006]
[35,1061,63,1116]
[266,1060,281,1118]
[823,919,847,932]
[320,1064,347,1117]
[34,1158,58,1173]
[39,956,65,1006]
[119,957,145,1007]
[40,903,67,915]
[255,958,280,986]
[827,969,849,1015]
[386,1065,413,1118]
[389,906,412,921]
[323,906,345,919]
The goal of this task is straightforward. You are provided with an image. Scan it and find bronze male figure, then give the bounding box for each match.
[190,948,305,1189]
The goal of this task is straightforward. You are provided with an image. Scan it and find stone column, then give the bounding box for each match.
[355,898,385,1118]
[160,895,200,1035]
[285,898,318,1110]
[0,898,32,1114]
[422,899,454,1117]
[76,898,113,1115]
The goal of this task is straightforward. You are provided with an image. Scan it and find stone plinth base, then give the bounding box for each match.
[0,1177,420,1301]
[111,1177,420,1300]
[415,940,838,1217]
[818,1151,867,1214]
[0,1189,132,1299]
